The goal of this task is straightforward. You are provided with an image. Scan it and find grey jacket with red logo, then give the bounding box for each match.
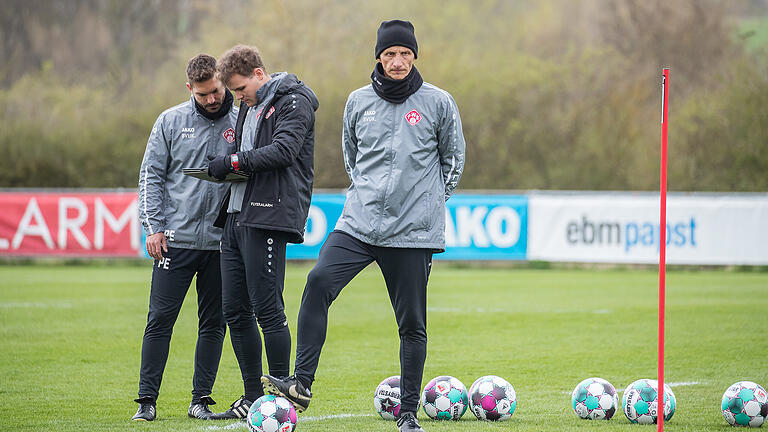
[138,96,239,249]
[335,82,466,252]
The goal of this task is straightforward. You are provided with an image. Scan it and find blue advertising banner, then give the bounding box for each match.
[80,190,768,265]
[441,194,528,260]
[286,193,346,259]
[286,193,528,260]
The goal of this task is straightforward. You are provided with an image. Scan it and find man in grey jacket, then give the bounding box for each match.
[133,54,238,421]
[262,20,465,432]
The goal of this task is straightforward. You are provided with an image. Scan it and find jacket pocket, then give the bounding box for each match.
[275,170,285,203]
[422,191,433,230]
[246,171,280,206]
[213,189,231,228]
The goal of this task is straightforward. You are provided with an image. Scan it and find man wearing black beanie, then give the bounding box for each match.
[262,20,466,432]
[375,19,418,59]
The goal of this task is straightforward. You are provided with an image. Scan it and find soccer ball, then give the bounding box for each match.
[571,377,619,420]
[664,384,677,421]
[421,375,469,420]
[622,379,676,424]
[468,375,517,421]
[246,395,298,432]
[721,381,768,427]
[374,375,402,420]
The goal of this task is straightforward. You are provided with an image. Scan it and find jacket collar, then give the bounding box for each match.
[254,72,287,106]
[191,89,233,120]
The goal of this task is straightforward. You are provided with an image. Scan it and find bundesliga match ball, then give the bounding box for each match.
[374,375,402,420]
[721,381,768,427]
[421,375,469,420]
[246,395,298,432]
[571,377,619,420]
[468,375,517,421]
[622,379,676,424]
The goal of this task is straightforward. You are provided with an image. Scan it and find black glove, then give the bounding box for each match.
[208,155,232,180]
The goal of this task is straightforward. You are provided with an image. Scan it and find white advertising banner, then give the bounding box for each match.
[528,192,768,265]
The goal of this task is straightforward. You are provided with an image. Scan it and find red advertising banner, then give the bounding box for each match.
[0,191,141,257]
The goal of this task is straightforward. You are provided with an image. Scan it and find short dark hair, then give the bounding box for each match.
[217,45,267,85]
[186,54,217,83]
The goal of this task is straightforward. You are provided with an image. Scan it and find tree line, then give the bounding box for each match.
[1,0,766,191]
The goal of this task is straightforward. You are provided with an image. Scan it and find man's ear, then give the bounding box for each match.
[186,82,193,92]
[253,68,265,80]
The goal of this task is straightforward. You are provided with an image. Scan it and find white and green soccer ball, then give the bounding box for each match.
[421,375,469,420]
[622,379,676,424]
[721,381,768,427]
[571,377,619,420]
[246,395,297,432]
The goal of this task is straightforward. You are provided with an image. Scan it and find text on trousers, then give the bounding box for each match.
[157,257,171,269]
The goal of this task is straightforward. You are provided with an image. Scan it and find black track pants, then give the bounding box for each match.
[137,247,226,403]
[220,214,291,401]
[294,230,432,413]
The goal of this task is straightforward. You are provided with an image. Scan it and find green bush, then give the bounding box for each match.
[1,0,766,191]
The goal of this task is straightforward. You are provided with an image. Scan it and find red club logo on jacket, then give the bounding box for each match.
[222,128,235,143]
[405,110,422,125]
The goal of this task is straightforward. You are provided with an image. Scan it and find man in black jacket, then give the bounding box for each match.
[206,45,319,419]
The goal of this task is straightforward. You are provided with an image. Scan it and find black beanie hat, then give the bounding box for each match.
[375,20,418,59]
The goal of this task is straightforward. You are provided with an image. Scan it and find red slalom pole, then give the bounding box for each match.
[657,68,669,432]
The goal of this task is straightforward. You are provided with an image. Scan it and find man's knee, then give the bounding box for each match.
[252,295,287,333]
[257,311,288,334]
[222,305,256,329]
[398,319,427,342]
[199,317,226,338]
[303,266,336,304]
[145,307,179,335]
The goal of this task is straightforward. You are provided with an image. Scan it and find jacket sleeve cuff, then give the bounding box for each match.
[143,222,165,236]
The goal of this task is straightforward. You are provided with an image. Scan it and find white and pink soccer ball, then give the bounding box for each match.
[374,375,403,420]
[468,375,517,421]
[420,375,469,420]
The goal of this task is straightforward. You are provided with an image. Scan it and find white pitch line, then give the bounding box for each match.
[204,383,705,430]
[203,413,375,430]
[302,413,375,421]
[0,302,72,308]
[667,381,702,387]
[427,306,612,314]
[615,381,703,393]
[560,381,702,395]
[204,423,246,431]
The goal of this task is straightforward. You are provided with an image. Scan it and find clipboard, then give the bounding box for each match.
[182,167,249,183]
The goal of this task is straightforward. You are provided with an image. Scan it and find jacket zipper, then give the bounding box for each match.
[256,95,280,203]
[375,103,397,242]
[198,121,213,248]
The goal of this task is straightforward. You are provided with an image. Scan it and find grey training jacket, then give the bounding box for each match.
[138,97,239,250]
[335,82,466,252]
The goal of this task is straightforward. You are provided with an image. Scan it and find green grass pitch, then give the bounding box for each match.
[1,263,766,431]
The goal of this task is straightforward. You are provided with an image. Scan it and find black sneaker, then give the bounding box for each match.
[131,397,156,421]
[188,396,216,420]
[260,375,311,412]
[397,412,425,432]
[208,396,251,420]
